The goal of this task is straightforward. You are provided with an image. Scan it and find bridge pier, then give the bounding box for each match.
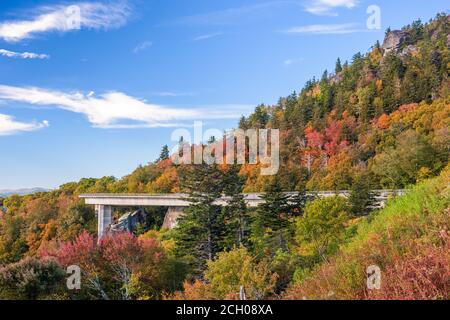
[96,204,112,241]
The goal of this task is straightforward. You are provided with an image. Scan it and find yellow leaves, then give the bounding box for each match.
[147,167,179,193]
[369,48,382,64]
[306,85,321,98]
[376,79,383,92]
[204,247,277,300]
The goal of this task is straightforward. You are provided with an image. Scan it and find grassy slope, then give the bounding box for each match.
[284,167,450,300]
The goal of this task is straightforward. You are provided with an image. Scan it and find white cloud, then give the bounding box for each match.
[152,91,196,97]
[0,114,48,135]
[305,0,358,15]
[0,49,50,59]
[0,1,131,42]
[174,2,302,26]
[193,32,223,41]
[133,40,152,53]
[284,57,304,66]
[0,85,250,129]
[284,23,366,34]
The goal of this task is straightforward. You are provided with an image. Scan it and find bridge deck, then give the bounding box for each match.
[80,190,405,208]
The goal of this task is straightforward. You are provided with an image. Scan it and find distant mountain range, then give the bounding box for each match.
[0,188,50,198]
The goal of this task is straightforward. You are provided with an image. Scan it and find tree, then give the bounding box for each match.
[348,174,376,216]
[251,179,291,255]
[158,145,170,162]
[0,213,28,264]
[174,164,226,276]
[295,196,350,261]
[335,58,342,74]
[204,247,277,300]
[370,129,436,188]
[222,165,249,249]
[288,190,310,217]
[44,231,172,300]
[249,104,270,128]
[58,202,96,241]
[0,257,65,300]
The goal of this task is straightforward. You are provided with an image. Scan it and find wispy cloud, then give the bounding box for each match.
[0,1,132,42]
[193,32,223,41]
[0,49,50,59]
[0,114,48,135]
[284,23,367,34]
[284,57,304,66]
[305,0,358,15]
[152,91,196,97]
[0,85,250,129]
[174,1,302,26]
[133,40,152,53]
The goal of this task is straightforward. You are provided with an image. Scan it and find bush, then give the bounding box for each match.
[205,247,278,300]
[368,233,450,300]
[295,196,351,261]
[0,257,65,300]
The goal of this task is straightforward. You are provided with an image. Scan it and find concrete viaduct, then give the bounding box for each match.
[80,190,405,239]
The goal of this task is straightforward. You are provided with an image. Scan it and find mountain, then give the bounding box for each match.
[0,187,50,198]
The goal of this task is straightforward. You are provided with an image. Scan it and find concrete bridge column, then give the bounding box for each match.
[96,204,112,241]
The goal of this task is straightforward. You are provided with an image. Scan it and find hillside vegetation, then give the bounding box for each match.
[284,167,449,300]
[0,14,448,300]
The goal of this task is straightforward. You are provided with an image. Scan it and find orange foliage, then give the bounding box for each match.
[376,114,390,130]
[167,280,215,300]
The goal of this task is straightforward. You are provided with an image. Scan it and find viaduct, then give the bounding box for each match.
[80,190,405,240]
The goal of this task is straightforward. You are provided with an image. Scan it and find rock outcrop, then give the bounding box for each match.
[382,30,411,55]
[109,209,146,234]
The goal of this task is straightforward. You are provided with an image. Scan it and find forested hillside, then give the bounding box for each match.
[0,14,448,300]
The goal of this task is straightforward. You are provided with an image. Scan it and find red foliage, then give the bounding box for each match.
[305,126,325,151]
[304,121,349,160]
[368,233,450,300]
[40,231,98,273]
[324,120,349,156]
[40,231,164,273]
[398,103,419,113]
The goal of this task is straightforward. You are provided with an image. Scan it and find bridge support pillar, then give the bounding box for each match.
[162,207,185,230]
[96,204,112,241]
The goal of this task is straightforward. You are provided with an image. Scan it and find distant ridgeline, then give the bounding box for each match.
[0,188,50,198]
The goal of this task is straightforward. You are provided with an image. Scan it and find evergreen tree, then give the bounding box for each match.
[174,163,226,276]
[335,58,342,74]
[238,116,248,130]
[348,174,376,216]
[157,145,170,162]
[222,165,248,249]
[251,179,291,255]
[288,189,310,217]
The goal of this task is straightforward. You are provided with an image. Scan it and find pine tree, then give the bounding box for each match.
[335,58,342,74]
[251,179,291,255]
[348,174,376,216]
[288,189,310,217]
[222,165,248,249]
[174,163,226,276]
[157,145,170,162]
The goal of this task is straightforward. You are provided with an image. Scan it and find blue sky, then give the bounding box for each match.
[0,0,448,189]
